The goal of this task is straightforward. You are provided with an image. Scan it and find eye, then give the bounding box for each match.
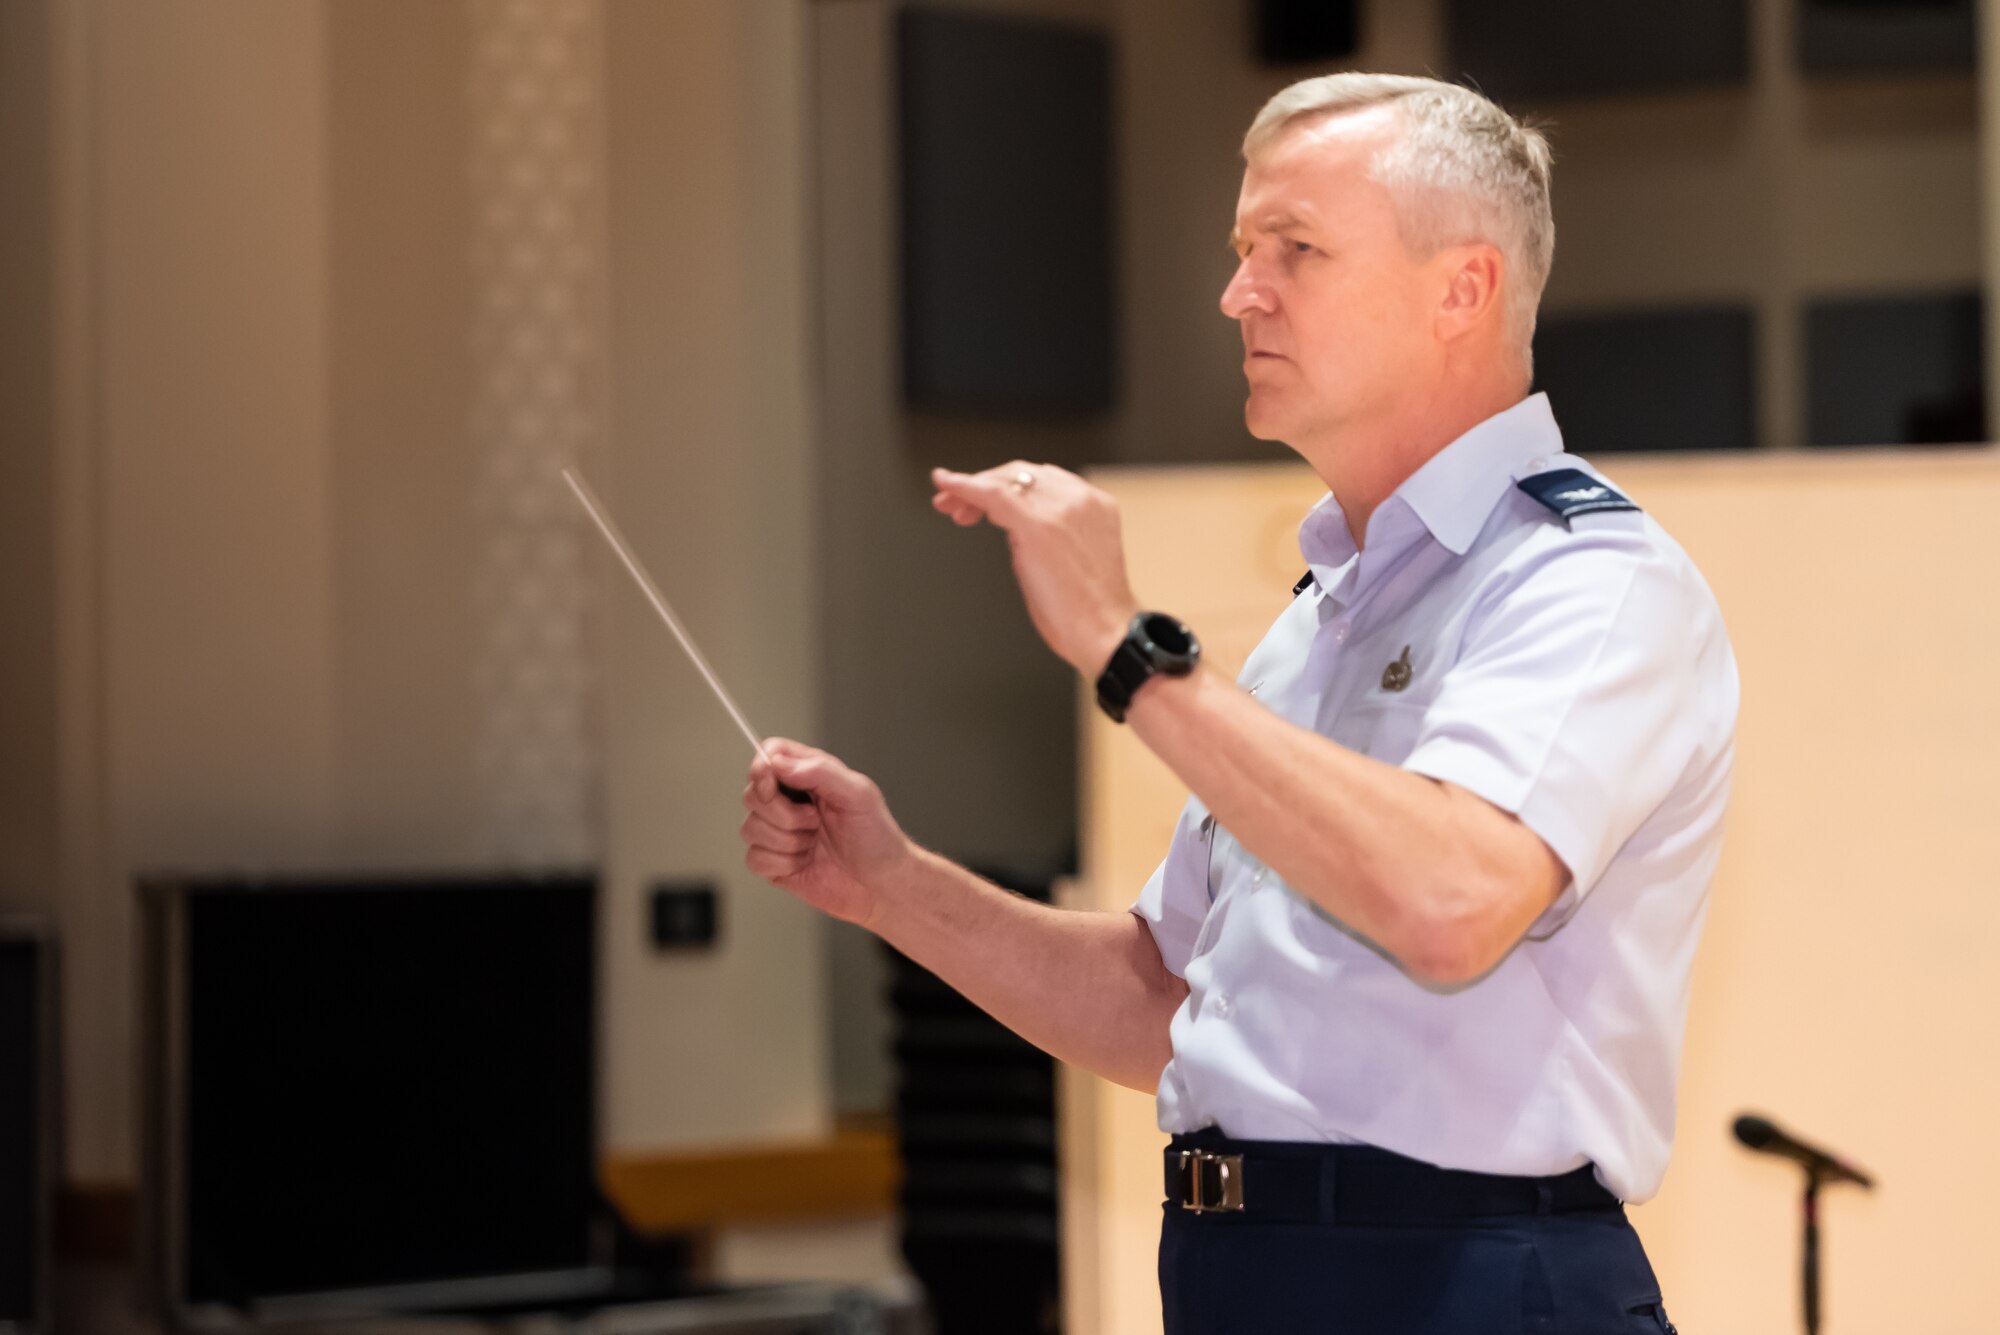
[1291,240,1315,256]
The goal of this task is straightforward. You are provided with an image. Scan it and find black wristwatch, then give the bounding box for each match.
[1096,612,1201,723]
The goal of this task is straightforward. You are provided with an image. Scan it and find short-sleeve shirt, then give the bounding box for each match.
[1129,392,1738,1203]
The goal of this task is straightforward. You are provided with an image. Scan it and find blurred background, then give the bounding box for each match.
[0,0,1988,1331]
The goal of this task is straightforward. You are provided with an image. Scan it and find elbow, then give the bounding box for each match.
[1399,927,1499,990]
[1393,890,1513,991]
[1387,782,1567,988]
[1383,830,1557,989]
[1291,871,1501,988]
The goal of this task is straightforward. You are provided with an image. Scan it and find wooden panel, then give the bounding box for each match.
[1066,464,1320,1335]
[602,1128,900,1234]
[57,1128,901,1266]
[1069,449,2000,1335]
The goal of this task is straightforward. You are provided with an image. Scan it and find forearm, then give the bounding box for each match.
[867,846,1186,1092]
[1126,665,1557,984]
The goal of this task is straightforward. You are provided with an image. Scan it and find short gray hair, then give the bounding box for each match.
[1244,74,1555,381]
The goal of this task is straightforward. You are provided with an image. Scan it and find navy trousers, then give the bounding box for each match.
[1158,1139,1676,1334]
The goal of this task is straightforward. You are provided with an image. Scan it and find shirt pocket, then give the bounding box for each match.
[1327,697,1430,765]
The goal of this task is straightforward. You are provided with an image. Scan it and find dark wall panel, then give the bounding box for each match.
[0,936,45,1325]
[898,8,1115,416]
[1533,306,1758,453]
[1255,0,1360,64]
[1799,0,1976,76]
[144,876,597,1307]
[1804,290,1985,447]
[1447,0,1750,103]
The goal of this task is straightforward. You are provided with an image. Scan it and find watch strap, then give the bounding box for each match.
[1096,612,1199,724]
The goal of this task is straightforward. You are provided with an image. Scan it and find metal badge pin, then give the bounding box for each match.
[1381,645,1413,692]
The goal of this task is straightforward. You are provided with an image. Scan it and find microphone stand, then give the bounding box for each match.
[1732,1111,1872,1335]
[1801,1170,1822,1335]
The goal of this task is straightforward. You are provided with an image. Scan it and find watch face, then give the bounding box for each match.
[1140,613,1195,659]
[1098,612,1198,723]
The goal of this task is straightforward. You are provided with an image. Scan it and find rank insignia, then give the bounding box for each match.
[1516,467,1639,523]
[1381,646,1413,692]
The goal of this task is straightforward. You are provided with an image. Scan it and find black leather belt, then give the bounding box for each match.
[1165,1129,1621,1223]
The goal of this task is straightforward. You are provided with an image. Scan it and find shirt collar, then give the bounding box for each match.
[1297,392,1565,575]
[1394,392,1564,556]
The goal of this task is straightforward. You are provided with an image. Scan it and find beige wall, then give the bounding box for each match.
[82,0,340,1181]
[1985,0,2000,403]
[26,0,832,1185]
[0,0,61,918]
[598,0,829,1152]
[1626,452,2000,1332]
[1074,452,2000,1335]
[325,0,483,864]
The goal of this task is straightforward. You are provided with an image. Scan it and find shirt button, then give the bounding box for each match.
[1212,994,1232,1018]
[1333,622,1350,642]
[1252,868,1267,888]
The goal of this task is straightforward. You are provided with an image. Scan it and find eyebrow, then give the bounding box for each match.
[1227,211,1312,253]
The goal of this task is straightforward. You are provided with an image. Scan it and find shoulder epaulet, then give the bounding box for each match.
[1292,570,1314,596]
[1515,467,1640,523]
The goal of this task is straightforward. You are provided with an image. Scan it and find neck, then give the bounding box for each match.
[1301,363,1527,549]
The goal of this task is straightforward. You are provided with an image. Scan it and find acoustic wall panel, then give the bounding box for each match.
[1799,0,1976,76]
[1532,306,1758,453]
[889,872,1060,1335]
[1804,290,1985,447]
[140,876,598,1310]
[898,8,1115,416]
[1256,0,1360,64]
[0,930,51,1332]
[1446,0,1750,103]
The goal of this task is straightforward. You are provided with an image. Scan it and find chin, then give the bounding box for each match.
[1242,397,1293,443]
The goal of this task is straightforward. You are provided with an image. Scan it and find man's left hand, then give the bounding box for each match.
[930,462,1139,678]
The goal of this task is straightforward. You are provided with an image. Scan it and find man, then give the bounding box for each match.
[741,73,1733,1333]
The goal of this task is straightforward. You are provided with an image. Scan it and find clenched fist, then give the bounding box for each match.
[741,739,915,930]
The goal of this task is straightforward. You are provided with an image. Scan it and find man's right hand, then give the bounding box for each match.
[747,737,1184,1094]
[741,739,913,930]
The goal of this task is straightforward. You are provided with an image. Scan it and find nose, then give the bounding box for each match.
[1219,256,1273,321]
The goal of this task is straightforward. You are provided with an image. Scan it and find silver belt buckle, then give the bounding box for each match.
[1176,1149,1245,1212]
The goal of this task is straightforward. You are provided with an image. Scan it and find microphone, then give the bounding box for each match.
[1732,1113,1875,1189]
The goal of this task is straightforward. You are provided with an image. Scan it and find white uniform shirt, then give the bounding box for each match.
[1130,393,1738,1203]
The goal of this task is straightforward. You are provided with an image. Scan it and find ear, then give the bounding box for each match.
[1433,242,1504,345]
